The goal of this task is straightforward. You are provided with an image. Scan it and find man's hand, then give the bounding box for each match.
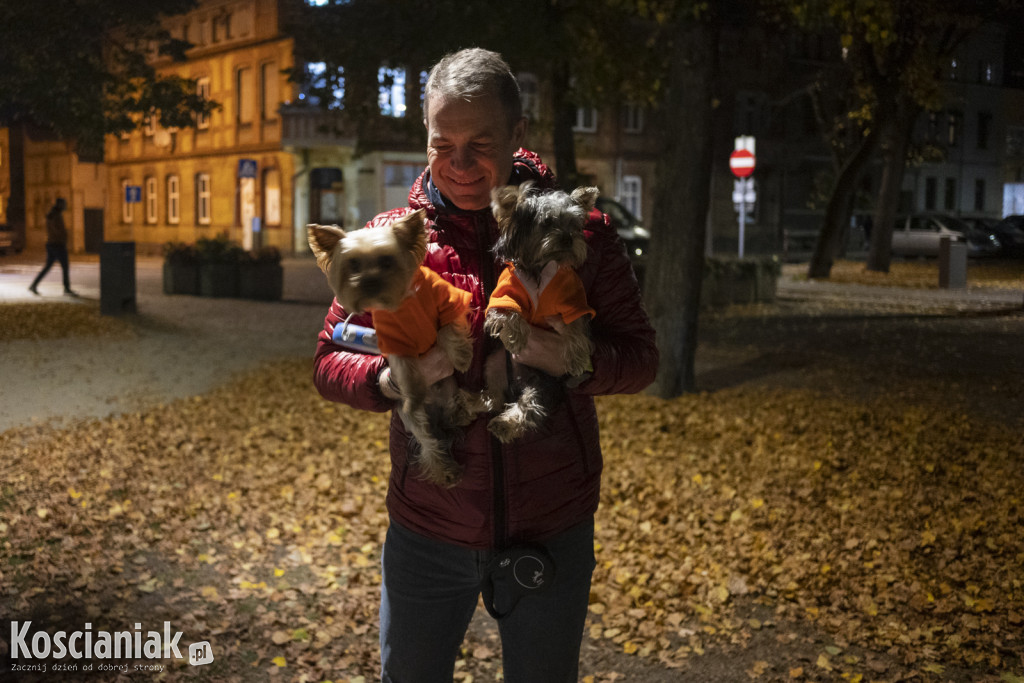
[378,345,457,401]
[511,322,572,377]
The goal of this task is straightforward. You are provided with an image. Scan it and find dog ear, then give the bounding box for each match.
[490,185,521,225]
[570,186,600,214]
[307,224,346,273]
[391,209,428,264]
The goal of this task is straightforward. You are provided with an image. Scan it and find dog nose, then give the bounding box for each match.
[362,277,382,296]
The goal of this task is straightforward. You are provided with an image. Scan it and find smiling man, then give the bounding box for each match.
[313,48,658,682]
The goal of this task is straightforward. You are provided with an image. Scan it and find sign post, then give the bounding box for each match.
[729,137,756,258]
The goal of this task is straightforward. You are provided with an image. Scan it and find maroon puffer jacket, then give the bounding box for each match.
[313,150,658,549]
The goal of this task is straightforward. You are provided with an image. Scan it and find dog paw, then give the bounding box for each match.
[488,413,524,443]
[416,455,463,488]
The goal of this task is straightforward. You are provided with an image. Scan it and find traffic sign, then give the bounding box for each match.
[730,149,755,178]
[125,185,142,203]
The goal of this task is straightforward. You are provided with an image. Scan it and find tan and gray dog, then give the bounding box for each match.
[307,209,475,487]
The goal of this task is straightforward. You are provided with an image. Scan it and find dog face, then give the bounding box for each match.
[491,182,598,280]
[307,209,428,313]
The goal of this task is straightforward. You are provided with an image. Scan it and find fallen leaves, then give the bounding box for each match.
[0,302,135,341]
[0,327,1022,680]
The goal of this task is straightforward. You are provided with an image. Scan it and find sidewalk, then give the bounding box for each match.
[777,263,1024,312]
[0,255,335,432]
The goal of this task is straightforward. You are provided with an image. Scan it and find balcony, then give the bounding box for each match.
[280,105,356,149]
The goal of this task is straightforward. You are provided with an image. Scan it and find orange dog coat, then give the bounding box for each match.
[487,262,595,327]
[371,266,472,357]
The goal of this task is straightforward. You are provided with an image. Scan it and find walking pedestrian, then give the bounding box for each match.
[29,197,76,296]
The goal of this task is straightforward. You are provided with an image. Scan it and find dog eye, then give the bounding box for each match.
[349,259,362,274]
[377,255,395,270]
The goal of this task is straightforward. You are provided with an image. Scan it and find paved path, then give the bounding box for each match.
[0,256,335,432]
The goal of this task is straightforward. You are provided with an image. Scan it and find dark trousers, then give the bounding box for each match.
[31,243,71,291]
[380,518,595,683]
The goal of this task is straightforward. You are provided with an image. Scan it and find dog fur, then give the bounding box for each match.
[307,209,474,487]
[484,183,598,442]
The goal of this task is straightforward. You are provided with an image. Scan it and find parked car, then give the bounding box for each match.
[595,197,650,276]
[0,223,25,255]
[890,214,1001,258]
[961,215,1024,258]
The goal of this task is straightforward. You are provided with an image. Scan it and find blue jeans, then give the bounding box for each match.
[380,518,595,683]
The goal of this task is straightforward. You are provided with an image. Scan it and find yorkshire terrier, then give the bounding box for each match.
[307,209,474,487]
[484,182,598,442]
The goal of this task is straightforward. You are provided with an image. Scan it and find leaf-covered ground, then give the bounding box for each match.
[794,258,1024,291]
[2,298,1023,682]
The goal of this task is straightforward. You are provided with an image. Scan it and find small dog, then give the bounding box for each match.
[484,182,598,442]
[307,209,474,487]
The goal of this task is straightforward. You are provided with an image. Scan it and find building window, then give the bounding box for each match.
[944,178,956,211]
[196,173,211,225]
[978,60,994,84]
[949,57,959,81]
[518,72,540,121]
[947,110,962,146]
[924,177,937,210]
[121,179,133,223]
[167,174,180,224]
[237,66,254,125]
[977,112,992,150]
[621,175,643,219]
[261,62,279,121]
[263,168,281,226]
[143,115,155,138]
[974,179,986,212]
[378,66,407,118]
[301,61,345,109]
[623,104,644,134]
[573,107,597,133]
[196,77,211,129]
[145,176,158,224]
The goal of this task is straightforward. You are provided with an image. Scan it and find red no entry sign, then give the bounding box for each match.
[730,149,756,178]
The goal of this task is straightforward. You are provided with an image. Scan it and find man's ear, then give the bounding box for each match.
[510,115,528,151]
[307,224,346,273]
[391,209,428,264]
[490,185,521,225]
[570,186,600,214]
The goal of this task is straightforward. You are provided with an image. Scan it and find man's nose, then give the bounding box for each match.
[451,146,475,172]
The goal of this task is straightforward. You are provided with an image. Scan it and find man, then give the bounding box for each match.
[313,48,658,682]
[29,197,76,296]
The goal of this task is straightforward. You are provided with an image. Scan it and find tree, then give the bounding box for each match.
[643,9,721,397]
[0,0,215,154]
[785,0,1020,278]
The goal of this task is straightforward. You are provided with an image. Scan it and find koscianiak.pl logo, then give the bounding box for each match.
[8,621,214,675]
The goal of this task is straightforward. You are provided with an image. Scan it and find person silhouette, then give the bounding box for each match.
[29,198,77,296]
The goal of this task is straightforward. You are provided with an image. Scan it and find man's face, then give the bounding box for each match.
[426,94,526,212]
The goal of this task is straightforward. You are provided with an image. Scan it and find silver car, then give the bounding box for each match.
[891,214,1000,258]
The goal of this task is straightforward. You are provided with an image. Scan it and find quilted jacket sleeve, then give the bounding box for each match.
[575,214,659,396]
[313,299,393,413]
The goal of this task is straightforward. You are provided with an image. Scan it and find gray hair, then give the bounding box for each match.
[423,48,522,130]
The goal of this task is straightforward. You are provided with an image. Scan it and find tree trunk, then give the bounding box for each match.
[549,60,580,189]
[867,105,918,273]
[807,126,881,279]
[645,20,718,398]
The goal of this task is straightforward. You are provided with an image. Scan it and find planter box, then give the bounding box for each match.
[199,263,240,298]
[162,262,200,296]
[239,262,283,301]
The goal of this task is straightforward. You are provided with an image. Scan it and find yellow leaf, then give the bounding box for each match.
[67,488,83,499]
[623,641,638,654]
[35,508,49,519]
[816,654,832,671]
[275,568,285,577]
[790,667,804,678]
[271,656,287,667]
[200,586,220,600]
